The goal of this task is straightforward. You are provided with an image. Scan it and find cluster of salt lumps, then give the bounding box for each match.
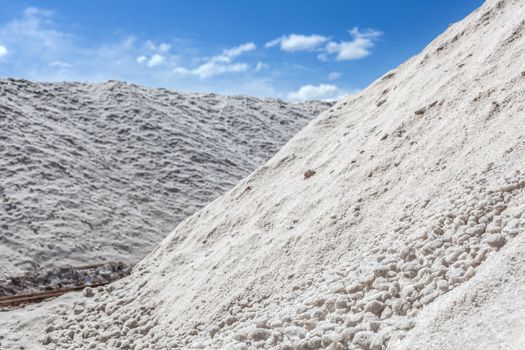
[43,172,524,350]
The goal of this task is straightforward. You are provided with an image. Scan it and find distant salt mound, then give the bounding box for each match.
[2,0,525,349]
[0,79,331,278]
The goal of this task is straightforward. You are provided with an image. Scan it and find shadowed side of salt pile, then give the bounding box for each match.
[0,80,331,283]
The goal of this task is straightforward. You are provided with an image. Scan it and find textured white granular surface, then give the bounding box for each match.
[0,79,329,278]
[1,0,524,349]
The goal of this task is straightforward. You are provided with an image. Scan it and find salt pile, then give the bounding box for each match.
[1,0,525,349]
[0,79,330,289]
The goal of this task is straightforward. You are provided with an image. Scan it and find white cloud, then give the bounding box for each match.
[23,7,53,18]
[121,36,135,49]
[174,42,255,79]
[221,42,256,58]
[325,27,382,61]
[175,62,248,78]
[265,38,281,48]
[287,84,349,102]
[136,41,171,67]
[317,53,328,61]
[0,45,7,57]
[255,62,268,71]
[158,43,171,53]
[266,34,328,52]
[136,54,166,67]
[328,71,341,81]
[50,60,71,68]
[0,6,70,56]
[145,41,171,53]
[147,54,165,67]
[266,28,381,61]
[145,40,156,51]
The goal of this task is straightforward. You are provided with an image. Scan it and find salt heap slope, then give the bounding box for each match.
[21,0,525,348]
[0,79,330,277]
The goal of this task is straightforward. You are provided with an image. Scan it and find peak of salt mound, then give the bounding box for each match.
[2,0,525,349]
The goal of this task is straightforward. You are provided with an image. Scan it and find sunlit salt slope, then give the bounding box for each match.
[0,80,331,277]
[2,0,525,349]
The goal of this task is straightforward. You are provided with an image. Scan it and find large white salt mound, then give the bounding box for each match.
[0,80,330,277]
[1,0,525,349]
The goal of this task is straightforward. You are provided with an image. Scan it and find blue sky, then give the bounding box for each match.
[0,0,482,101]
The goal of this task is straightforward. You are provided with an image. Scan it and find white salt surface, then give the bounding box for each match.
[0,79,330,277]
[1,0,525,349]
